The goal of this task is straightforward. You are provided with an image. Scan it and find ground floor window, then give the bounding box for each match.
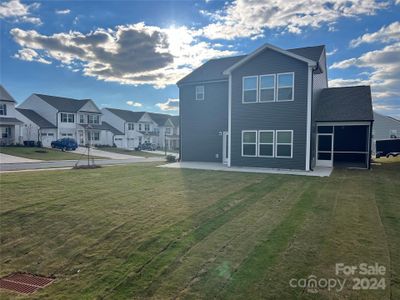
[242,131,257,156]
[276,130,293,158]
[1,127,11,138]
[88,131,100,141]
[241,129,293,158]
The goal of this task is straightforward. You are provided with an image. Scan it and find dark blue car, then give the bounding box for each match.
[51,138,78,151]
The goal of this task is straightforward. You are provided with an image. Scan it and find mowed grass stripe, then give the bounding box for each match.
[217,178,320,299]
[150,177,312,299]
[99,176,286,298]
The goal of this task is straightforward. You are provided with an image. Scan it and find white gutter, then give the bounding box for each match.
[228,74,232,167]
[305,66,313,171]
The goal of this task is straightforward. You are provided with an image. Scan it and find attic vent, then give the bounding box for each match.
[0,273,55,294]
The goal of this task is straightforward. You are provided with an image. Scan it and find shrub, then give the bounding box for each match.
[166,154,176,163]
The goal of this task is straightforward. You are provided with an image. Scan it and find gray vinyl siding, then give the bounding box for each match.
[311,48,328,168]
[180,81,228,162]
[230,48,309,170]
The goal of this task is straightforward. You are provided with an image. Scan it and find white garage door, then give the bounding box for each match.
[41,133,55,147]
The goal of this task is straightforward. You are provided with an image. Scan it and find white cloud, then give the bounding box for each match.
[330,43,400,99]
[126,101,143,107]
[350,21,400,47]
[156,98,179,111]
[326,48,338,56]
[55,9,71,15]
[198,0,387,40]
[13,48,51,64]
[0,0,41,24]
[10,23,236,88]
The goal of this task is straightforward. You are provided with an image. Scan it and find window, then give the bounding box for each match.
[259,75,275,102]
[242,76,258,103]
[128,123,134,130]
[139,124,142,131]
[258,130,274,157]
[1,127,11,138]
[196,86,204,100]
[61,113,74,123]
[242,131,257,156]
[390,129,398,138]
[145,124,150,131]
[61,133,73,137]
[276,130,293,158]
[79,114,86,124]
[0,104,7,115]
[88,131,100,141]
[165,127,172,135]
[277,73,294,101]
[88,114,100,124]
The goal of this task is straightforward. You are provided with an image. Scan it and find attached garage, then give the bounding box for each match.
[314,86,374,169]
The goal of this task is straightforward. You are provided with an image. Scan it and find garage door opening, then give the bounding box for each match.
[316,123,371,169]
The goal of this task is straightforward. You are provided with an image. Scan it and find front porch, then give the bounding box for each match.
[0,118,23,145]
[160,162,332,177]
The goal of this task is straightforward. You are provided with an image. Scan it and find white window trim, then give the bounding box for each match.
[61,113,75,123]
[241,130,257,157]
[258,130,275,157]
[277,72,295,102]
[259,74,276,102]
[195,86,204,101]
[242,76,258,104]
[275,130,293,158]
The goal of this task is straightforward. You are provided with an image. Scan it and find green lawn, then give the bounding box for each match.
[95,146,166,157]
[0,147,103,161]
[0,162,399,299]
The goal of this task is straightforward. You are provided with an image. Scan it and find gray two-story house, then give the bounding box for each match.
[178,43,374,170]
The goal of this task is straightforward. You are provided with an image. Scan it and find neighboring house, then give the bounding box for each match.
[178,43,374,170]
[170,115,180,150]
[148,113,178,150]
[18,94,120,147]
[0,85,24,145]
[102,108,179,150]
[372,112,400,153]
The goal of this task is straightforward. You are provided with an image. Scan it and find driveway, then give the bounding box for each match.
[75,147,139,159]
[0,153,41,164]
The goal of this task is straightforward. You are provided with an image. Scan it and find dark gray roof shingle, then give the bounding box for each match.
[16,108,56,128]
[170,115,179,127]
[80,122,124,135]
[35,94,91,112]
[315,86,374,122]
[105,108,145,122]
[177,45,325,85]
[0,117,23,124]
[148,112,173,126]
[0,85,16,103]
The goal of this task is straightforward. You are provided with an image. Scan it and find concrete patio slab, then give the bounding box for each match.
[160,162,332,177]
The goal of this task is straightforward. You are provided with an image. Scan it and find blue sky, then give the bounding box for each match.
[1,0,399,117]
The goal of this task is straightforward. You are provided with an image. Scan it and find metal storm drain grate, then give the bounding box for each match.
[0,273,55,294]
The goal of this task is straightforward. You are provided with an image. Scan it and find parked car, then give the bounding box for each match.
[138,141,156,151]
[51,138,78,151]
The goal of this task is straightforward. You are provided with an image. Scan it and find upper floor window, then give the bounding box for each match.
[259,75,275,102]
[88,114,100,124]
[242,76,258,103]
[165,127,172,135]
[128,123,134,130]
[139,124,142,131]
[0,104,7,115]
[196,86,204,100]
[79,114,86,124]
[277,73,294,101]
[61,113,74,123]
[145,124,150,131]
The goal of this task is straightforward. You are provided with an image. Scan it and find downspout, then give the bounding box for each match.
[305,65,313,171]
[228,74,232,167]
[178,86,182,161]
[368,120,373,169]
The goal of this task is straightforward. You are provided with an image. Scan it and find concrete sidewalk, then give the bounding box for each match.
[0,157,165,172]
[0,153,41,164]
[160,162,332,177]
[75,147,140,159]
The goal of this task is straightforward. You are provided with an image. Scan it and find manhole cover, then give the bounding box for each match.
[0,273,55,294]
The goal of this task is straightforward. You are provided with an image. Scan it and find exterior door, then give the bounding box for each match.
[316,133,333,167]
[222,131,229,164]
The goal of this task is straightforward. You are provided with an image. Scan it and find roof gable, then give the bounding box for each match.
[34,94,90,112]
[0,85,16,103]
[105,108,145,122]
[148,112,174,126]
[223,43,317,75]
